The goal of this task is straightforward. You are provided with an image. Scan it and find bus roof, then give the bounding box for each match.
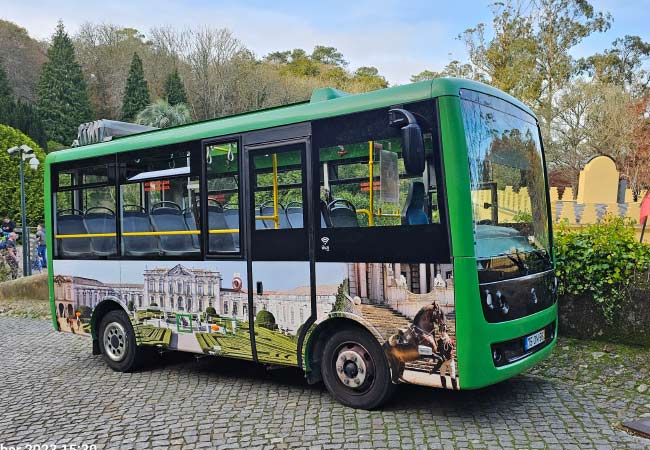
[45,77,536,165]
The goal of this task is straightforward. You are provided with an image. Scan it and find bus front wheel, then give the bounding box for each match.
[321,328,395,409]
[98,310,142,372]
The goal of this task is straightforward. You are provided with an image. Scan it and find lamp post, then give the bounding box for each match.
[7,144,40,276]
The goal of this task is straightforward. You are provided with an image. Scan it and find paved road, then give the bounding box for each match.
[0,317,647,450]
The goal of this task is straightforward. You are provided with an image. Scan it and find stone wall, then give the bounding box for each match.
[558,290,650,347]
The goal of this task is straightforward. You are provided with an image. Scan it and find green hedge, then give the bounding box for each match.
[555,216,650,322]
[0,124,45,225]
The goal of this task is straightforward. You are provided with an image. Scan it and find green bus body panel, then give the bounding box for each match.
[44,162,58,331]
[453,257,557,389]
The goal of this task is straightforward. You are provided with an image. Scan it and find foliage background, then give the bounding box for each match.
[0,124,45,225]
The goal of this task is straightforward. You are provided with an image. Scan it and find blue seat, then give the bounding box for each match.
[285,201,303,228]
[183,209,200,250]
[56,212,91,257]
[328,199,359,227]
[401,181,429,225]
[260,204,290,229]
[150,205,199,256]
[208,205,236,252]
[122,210,159,256]
[223,207,240,249]
[84,210,116,256]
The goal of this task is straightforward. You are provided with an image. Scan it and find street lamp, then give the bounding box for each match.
[7,144,40,276]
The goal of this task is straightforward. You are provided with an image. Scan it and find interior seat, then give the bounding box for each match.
[84,207,116,256]
[56,209,91,257]
[401,180,430,225]
[122,206,159,256]
[150,202,199,256]
[328,199,359,227]
[183,208,201,249]
[223,206,240,249]
[260,203,290,229]
[208,204,236,252]
[285,201,303,228]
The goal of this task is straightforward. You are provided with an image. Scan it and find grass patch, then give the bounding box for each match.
[0,273,48,301]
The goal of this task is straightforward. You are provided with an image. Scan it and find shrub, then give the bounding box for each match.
[205,306,217,315]
[554,216,650,322]
[0,124,45,225]
[256,309,277,330]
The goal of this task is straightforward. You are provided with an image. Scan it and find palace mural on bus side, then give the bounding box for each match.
[53,260,458,389]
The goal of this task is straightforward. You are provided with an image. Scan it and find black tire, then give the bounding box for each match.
[321,328,395,409]
[97,309,143,372]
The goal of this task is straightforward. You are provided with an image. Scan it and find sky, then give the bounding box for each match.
[3,0,650,84]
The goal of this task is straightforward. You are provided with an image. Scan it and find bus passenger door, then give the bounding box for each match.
[244,130,314,367]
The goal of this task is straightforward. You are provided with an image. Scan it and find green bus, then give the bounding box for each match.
[45,78,556,409]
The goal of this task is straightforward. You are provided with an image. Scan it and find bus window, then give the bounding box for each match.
[119,145,201,257]
[320,136,439,228]
[53,159,117,259]
[252,147,304,230]
[206,141,240,253]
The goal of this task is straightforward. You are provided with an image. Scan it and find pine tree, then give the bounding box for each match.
[0,59,13,101]
[36,21,93,145]
[0,60,47,150]
[164,68,188,106]
[122,53,150,121]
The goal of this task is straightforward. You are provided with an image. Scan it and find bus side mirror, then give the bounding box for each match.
[389,108,425,175]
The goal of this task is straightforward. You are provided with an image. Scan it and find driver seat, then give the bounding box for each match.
[401,181,429,225]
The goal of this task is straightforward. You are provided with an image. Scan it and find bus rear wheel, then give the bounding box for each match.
[321,328,395,409]
[98,310,142,372]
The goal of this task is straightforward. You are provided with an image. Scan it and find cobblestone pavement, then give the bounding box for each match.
[0,317,648,450]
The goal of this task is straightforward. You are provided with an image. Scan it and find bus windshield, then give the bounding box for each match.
[460,89,550,261]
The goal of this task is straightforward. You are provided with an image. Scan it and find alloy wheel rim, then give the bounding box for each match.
[103,322,127,362]
[334,342,375,392]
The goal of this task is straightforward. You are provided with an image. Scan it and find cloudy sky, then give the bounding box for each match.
[3,0,650,84]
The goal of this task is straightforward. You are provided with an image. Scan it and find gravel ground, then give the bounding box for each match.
[0,314,648,450]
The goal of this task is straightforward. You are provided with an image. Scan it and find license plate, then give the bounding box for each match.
[524,329,545,351]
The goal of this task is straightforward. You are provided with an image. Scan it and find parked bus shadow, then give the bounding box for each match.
[141,350,554,412]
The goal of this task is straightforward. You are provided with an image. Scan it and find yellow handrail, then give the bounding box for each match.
[368,140,374,226]
[272,153,279,229]
[57,228,240,238]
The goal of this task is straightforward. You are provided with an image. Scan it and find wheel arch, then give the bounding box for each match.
[90,297,131,355]
[302,313,386,384]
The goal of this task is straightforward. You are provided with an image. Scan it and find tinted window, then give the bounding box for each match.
[206,141,240,254]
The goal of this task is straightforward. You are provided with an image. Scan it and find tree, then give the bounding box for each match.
[462,1,539,103]
[0,124,46,225]
[0,58,12,100]
[551,81,635,190]
[578,35,650,96]
[311,45,347,67]
[350,66,388,91]
[164,68,188,106]
[534,0,611,140]
[410,60,482,82]
[136,99,190,128]
[37,21,93,145]
[0,20,47,104]
[121,52,150,121]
